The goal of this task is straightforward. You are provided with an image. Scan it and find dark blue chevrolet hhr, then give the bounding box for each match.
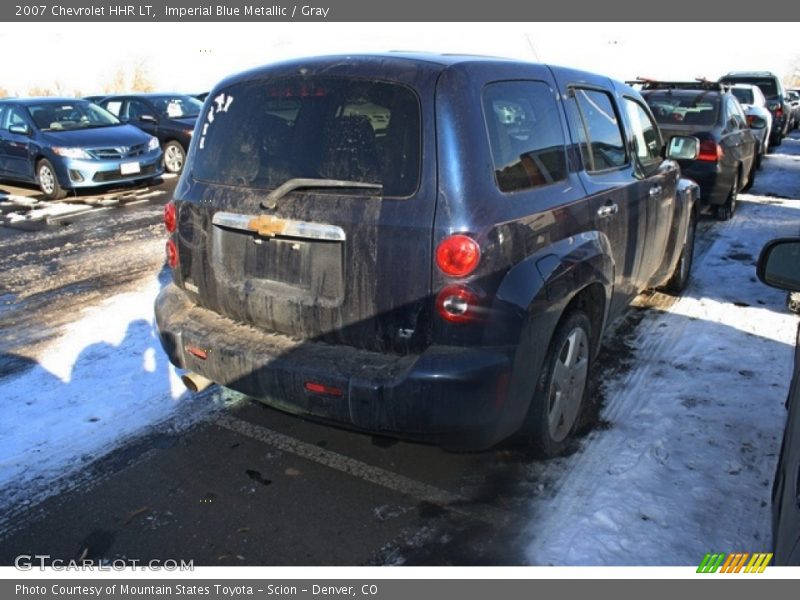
[0,97,163,199]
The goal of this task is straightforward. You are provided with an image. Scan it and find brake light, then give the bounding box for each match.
[775,106,784,118]
[164,201,176,233]
[166,239,178,268]
[697,140,722,162]
[435,234,481,277]
[304,382,343,397]
[436,284,481,323]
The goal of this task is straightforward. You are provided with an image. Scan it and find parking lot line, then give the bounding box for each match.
[214,413,513,528]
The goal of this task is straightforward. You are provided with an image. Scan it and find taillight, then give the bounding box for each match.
[775,107,784,118]
[166,239,178,268]
[697,140,722,162]
[746,115,757,127]
[436,284,482,323]
[164,201,176,233]
[435,234,481,277]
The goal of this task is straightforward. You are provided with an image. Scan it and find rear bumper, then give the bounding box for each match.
[679,161,731,207]
[155,283,517,449]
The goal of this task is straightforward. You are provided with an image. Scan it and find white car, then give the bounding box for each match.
[729,83,773,165]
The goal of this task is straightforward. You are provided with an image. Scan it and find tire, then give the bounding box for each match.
[521,310,593,458]
[36,159,67,200]
[662,208,696,295]
[741,158,756,192]
[715,170,738,221]
[163,141,186,174]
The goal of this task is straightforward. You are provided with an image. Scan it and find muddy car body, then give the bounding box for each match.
[155,54,698,452]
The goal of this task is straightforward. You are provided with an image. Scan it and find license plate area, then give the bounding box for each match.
[120,161,141,175]
[211,226,344,301]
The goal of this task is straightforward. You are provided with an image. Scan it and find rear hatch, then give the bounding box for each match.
[172,63,439,354]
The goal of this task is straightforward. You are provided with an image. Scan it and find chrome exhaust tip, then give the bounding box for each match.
[181,372,214,393]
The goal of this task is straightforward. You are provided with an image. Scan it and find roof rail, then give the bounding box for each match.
[626,78,728,92]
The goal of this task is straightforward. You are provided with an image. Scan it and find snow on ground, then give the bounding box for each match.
[0,272,213,518]
[525,135,800,565]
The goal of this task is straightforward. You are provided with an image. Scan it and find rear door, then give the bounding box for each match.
[553,75,647,318]
[174,67,438,354]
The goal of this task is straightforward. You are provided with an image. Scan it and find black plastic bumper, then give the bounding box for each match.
[155,283,518,449]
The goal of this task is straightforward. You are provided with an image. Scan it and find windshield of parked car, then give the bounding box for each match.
[192,77,421,197]
[27,101,120,131]
[642,91,720,126]
[731,88,754,105]
[150,95,203,119]
[721,77,778,99]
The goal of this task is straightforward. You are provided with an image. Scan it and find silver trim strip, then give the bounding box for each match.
[212,211,346,242]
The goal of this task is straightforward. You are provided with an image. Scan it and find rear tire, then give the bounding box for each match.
[36,159,67,200]
[715,171,738,221]
[662,208,696,295]
[741,158,756,192]
[521,310,593,458]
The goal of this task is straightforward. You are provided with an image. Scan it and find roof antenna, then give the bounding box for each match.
[524,33,541,62]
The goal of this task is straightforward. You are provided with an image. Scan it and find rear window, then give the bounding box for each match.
[730,88,754,105]
[720,77,778,99]
[643,92,720,127]
[482,81,568,192]
[192,77,421,197]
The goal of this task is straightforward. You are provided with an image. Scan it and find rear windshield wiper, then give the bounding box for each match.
[261,178,382,209]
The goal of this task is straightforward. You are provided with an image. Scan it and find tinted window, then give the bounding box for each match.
[482,81,568,192]
[569,88,627,171]
[27,101,119,131]
[623,98,661,167]
[193,77,420,197]
[1,106,28,131]
[720,77,778,99]
[731,88,754,105]
[643,91,720,127]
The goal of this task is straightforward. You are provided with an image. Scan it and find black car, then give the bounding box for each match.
[155,54,699,453]
[639,80,758,221]
[757,238,800,565]
[720,72,790,147]
[98,94,203,174]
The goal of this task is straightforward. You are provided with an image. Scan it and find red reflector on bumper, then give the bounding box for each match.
[304,382,344,397]
[185,344,208,360]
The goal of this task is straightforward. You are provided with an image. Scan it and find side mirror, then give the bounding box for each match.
[9,123,31,136]
[757,238,800,291]
[139,114,158,124]
[748,116,767,130]
[666,135,699,160]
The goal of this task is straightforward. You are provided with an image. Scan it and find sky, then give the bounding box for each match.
[1,22,799,95]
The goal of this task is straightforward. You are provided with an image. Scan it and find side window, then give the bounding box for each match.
[568,88,627,172]
[103,100,123,117]
[126,99,150,120]
[482,80,568,193]
[0,106,7,130]
[7,107,28,130]
[623,98,662,169]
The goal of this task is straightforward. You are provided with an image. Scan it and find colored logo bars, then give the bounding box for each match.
[697,553,773,573]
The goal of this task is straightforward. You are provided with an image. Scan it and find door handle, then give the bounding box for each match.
[597,203,618,218]
[649,185,663,197]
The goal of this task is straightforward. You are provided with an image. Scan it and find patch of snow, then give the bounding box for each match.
[525,137,800,565]
[0,276,209,514]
